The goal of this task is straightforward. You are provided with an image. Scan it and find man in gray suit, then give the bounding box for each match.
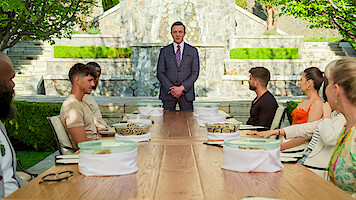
[0,52,26,199]
[157,21,200,111]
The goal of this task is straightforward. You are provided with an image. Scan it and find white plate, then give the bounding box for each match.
[239,125,266,130]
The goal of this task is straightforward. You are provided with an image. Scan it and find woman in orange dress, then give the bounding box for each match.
[281,67,324,150]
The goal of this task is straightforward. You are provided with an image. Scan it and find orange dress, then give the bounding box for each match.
[291,99,320,125]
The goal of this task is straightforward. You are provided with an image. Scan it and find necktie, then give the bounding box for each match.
[176,45,181,67]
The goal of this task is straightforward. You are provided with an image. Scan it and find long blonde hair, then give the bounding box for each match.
[331,58,356,105]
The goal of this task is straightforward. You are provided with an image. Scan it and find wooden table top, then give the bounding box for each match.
[6,111,353,200]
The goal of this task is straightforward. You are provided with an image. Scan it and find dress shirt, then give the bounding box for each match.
[173,41,184,61]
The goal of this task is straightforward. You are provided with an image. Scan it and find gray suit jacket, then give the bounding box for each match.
[0,121,26,199]
[157,43,200,101]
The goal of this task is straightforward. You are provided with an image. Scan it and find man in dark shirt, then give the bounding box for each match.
[246,67,278,129]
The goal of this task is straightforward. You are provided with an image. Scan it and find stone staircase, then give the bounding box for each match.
[6,40,52,95]
[300,42,348,69]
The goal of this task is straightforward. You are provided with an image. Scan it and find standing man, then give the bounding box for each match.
[246,67,278,129]
[83,62,111,131]
[60,63,100,148]
[157,21,200,111]
[0,52,26,198]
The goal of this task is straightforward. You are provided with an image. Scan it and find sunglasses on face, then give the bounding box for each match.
[39,171,74,184]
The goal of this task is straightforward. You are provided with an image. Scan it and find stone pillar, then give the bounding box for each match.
[131,43,163,96]
[91,0,104,17]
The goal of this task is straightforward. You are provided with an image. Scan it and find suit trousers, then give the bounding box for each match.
[162,95,193,111]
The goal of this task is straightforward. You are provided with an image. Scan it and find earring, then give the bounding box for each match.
[334,98,338,106]
[307,87,310,90]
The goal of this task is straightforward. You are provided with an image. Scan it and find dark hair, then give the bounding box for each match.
[171,21,186,33]
[68,63,97,83]
[249,67,270,87]
[322,76,329,102]
[304,67,324,91]
[86,62,101,70]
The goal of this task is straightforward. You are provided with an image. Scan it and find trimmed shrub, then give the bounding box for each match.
[303,35,341,42]
[54,46,132,58]
[3,101,62,151]
[230,48,299,59]
[236,0,247,9]
[286,100,301,124]
[102,0,120,11]
[85,28,102,34]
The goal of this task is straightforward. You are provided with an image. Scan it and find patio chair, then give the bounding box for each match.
[16,159,38,181]
[269,105,286,139]
[46,115,76,155]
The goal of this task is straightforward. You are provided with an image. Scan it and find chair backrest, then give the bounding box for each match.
[270,105,286,131]
[46,115,76,155]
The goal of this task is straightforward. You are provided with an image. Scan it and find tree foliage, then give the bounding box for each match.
[0,0,96,51]
[257,0,356,43]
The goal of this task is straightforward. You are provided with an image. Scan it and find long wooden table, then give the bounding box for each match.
[6,111,353,199]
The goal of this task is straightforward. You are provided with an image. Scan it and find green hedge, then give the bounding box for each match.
[303,35,340,42]
[236,0,247,9]
[230,48,299,59]
[3,101,62,151]
[286,100,301,124]
[54,46,132,58]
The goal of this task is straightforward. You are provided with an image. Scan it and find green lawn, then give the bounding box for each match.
[16,151,54,171]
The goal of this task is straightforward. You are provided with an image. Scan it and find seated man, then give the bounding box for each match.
[0,52,26,198]
[82,62,111,131]
[246,67,278,129]
[60,63,100,148]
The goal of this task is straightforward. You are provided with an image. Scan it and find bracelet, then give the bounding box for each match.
[277,129,281,135]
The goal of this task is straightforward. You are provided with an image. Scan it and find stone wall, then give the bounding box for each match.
[53,35,125,47]
[44,58,133,96]
[131,43,162,96]
[223,59,309,98]
[96,0,261,46]
[233,5,286,38]
[44,75,134,96]
[194,43,227,97]
[231,35,304,49]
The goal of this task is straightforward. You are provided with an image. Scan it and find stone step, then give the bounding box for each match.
[7,47,46,52]
[9,56,51,62]
[8,55,41,60]
[13,40,48,46]
[301,51,346,57]
[301,47,343,52]
[14,65,47,75]
[302,42,340,48]
[11,60,47,65]
[13,75,43,95]
[302,55,346,60]
[7,49,52,55]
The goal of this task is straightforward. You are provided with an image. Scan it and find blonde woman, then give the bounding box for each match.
[324,58,356,195]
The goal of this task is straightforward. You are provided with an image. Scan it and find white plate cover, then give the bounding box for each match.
[138,107,164,116]
[197,114,226,126]
[115,133,151,142]
[221,145,283,172]
[193,106,219,116]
